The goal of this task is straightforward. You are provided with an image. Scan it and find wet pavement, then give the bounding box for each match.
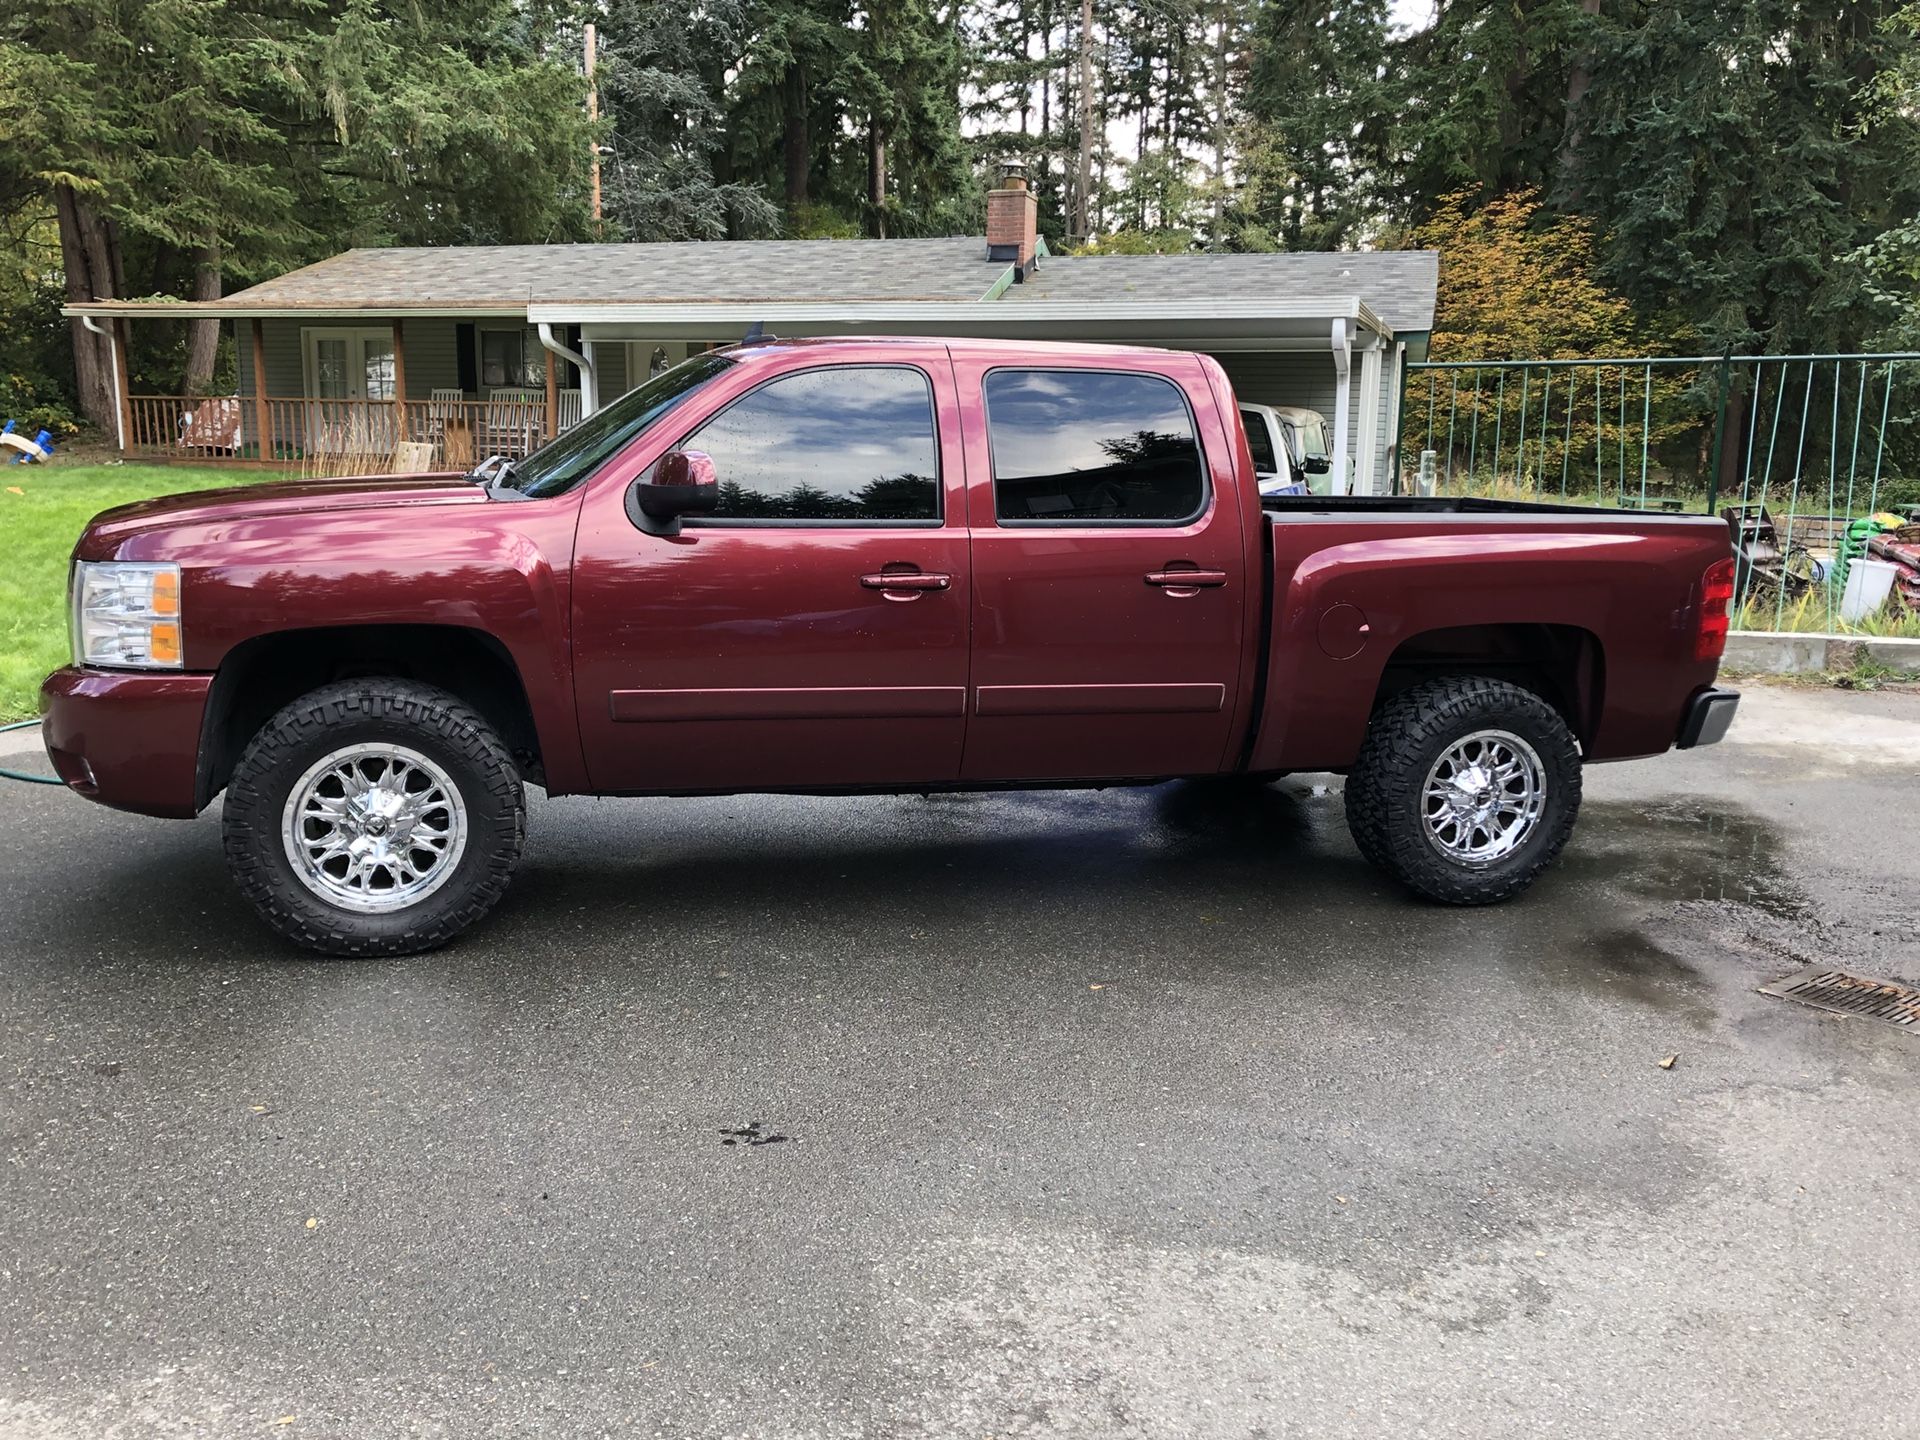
[2,683,1918,1438]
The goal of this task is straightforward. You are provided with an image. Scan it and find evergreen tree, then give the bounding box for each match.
[1234,0,1394,250]
[0,0,596,428]
[1388,0,1581,217]
[1569,0,1920,352]
[597,0,780,238]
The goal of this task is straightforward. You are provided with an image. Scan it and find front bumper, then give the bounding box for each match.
[1677,686,1740,749]
[38,666,213,818]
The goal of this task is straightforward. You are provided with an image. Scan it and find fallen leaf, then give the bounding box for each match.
[274,1417,295,1426]
[1334,1195,1348,1205]
[1088,983,1105,991]
[1535,1250,1547,1258]
[5,486,23,496]
[305,1217,318,1230]
[250,1105,270,1114]
[1657,1054,1678,1070]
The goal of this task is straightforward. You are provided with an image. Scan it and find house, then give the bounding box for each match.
[63,174,1438,492]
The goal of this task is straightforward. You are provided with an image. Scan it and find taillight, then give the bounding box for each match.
[1695,557,1736,661]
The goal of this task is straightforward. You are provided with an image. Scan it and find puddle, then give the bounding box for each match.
[1571,799,1808,921]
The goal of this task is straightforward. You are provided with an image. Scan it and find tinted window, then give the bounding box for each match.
[986,370,1206,523]
[687,367,940,522]
[1241,409,1278,474]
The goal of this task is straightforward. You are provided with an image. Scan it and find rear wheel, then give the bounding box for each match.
[1344,676,1581,905]
[222,680,526,955]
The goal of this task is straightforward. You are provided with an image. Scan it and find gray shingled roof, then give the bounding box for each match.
[1007,251,1440,333]
[225,238,1004,308]
[90,238,1439,337]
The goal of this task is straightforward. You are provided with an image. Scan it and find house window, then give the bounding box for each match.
[481,329,525,389]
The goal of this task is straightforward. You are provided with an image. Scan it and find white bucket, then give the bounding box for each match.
[1840,558,1898,623]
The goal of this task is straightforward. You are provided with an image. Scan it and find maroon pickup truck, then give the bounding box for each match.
[42,337,1738,955]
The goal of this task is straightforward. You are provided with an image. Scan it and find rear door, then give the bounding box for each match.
[951,353,1249,782]
[570,352,972,792]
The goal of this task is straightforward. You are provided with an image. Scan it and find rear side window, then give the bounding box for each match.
[1240,409,1279,474]
[986,369,1207,524]
[686,366,940,523]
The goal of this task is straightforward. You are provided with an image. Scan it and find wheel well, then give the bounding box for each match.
[1372,624,1603,743]
[196,625,543,807]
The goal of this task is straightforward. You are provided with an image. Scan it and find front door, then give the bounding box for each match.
[952,355,1250,781]
[303,327,397,453]
[571,355,972,793]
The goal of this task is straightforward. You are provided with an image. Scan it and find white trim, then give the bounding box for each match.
[541,295,1393,343]
[1329,319,1352,495]
[579,339,601,414]
[1383,339,1408,495]
[1354,339,1384,497]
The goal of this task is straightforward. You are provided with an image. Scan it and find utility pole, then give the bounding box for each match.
[1075,0,1094,244]
[584,23,603,229]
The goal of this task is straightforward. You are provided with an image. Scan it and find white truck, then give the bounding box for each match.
[1239,403,1341,497]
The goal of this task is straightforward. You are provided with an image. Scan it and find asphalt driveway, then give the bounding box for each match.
[2,683,1918,1438]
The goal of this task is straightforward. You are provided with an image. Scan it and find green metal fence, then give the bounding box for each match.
[1394,352,1920,635]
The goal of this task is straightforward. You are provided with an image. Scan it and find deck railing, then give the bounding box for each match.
[126,392,584,474]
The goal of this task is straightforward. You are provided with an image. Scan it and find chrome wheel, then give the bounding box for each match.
[281,744,469,913]
[1421,728,1547,869]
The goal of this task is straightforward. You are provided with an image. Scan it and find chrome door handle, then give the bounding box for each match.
[859,571,951,592]
[1145,569,1228,588]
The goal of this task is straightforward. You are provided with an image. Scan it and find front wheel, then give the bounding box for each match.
[222,680,526,956]
[1344,676,1581,905]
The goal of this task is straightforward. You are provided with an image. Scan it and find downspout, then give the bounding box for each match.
[537,323,595,416]
[79,316,126,452]
[1328,318,1351,495]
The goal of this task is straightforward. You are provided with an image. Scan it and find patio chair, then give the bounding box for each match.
[484,388,545,458]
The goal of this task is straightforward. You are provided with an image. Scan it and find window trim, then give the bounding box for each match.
[982,365,1213,529]
[672,362,947,530]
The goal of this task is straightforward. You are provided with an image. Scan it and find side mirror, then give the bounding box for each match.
[627,450,720,536]
[1301,455,1332,475]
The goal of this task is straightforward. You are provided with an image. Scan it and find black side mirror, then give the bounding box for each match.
[1301,455,1332,475]
[627,450,720,536]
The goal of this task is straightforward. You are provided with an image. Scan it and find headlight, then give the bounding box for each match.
[72,562,183,669]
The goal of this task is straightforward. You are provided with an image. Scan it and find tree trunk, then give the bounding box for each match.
[54,182,119,432]
[1076,0,1095,243]
[1209,8,1228,249]
[1718,387,1748,501]
[184,243,221,394]
[783,64,810,208]
[1557,0,1604,199]
[867,120,887,238]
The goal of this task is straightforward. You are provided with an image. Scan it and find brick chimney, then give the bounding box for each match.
[986,163,1039,279]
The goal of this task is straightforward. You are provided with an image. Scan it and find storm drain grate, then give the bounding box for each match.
[1759,965,1920,1033]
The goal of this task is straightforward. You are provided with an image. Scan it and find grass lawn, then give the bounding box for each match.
[0,463,248,721]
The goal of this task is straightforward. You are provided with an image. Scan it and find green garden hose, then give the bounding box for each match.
[0,719,61,786]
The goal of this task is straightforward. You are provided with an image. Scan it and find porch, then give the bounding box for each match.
[125,390,585,472]
[115,315,700,472]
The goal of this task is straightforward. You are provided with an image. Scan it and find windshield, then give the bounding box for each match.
[1294,419,1329,462]
[495,353,735,499]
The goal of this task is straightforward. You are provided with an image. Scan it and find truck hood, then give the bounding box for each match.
[80,472,485,556]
